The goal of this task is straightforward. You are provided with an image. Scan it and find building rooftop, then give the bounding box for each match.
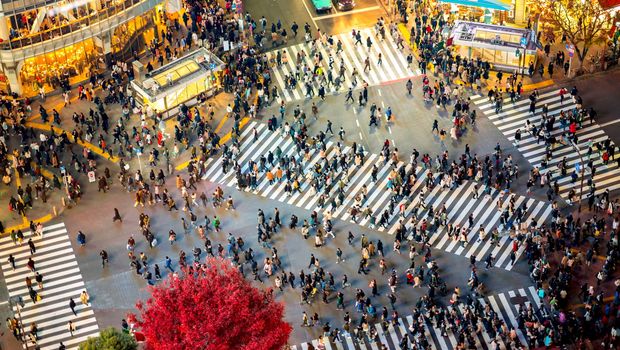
[131,47,225,101]
[449,20,538,51]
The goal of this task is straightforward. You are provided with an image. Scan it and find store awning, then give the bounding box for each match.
[440,0,512,11]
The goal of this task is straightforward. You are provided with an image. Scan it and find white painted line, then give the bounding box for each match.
[359,132,363,140]
[356,119,360,127]
[388,126,392,134]
[599,119,620,127]
[301,0,319,30]
[381,101,385,108]
[378,88,382,96]
[313,6,381,20]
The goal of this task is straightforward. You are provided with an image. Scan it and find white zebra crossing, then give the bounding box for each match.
[201,121,552,269]
[471,90,620,199]
[267,27,420,103]
[292,287,547,349]
[0,222,100,349]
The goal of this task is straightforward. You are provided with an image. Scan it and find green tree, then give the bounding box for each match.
[78,327,137,350]
[536,0,610,72]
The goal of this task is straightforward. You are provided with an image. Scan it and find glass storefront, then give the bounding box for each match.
[111,14,155,60]
[0,0,164,95]
[459,46,534,68]
[0,0,144,50]
[449,21,538,72]
[19,38,97,95]
[439,1,515,25]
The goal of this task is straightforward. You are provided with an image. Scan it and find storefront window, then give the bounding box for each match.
[507,52,520,67]
[20,38,96,95]
[495,50,507,65]
[1,0,142,49]
[110,10,156,61]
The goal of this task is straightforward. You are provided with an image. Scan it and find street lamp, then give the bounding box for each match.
[570,140,585,212]
[8,296,30,350]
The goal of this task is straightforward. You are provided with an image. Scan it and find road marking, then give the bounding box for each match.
[380,75,416,85]
[388,126,392,134]
[381,101,385,108]
[378,88,382,96]
[9,155,28,225]
[356,119,360,127]
[301,0,319,30]
[25,122,119,163]
[313,6,381,20]
[214,114,229,133]
[359,132,363,140]
[176,117,251,171]
[599,119,620,127]
[392,139,396,147]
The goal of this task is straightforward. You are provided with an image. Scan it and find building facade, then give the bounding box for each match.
[0,0,169,96]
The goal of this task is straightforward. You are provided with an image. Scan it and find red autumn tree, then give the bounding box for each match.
[129,257,291,350]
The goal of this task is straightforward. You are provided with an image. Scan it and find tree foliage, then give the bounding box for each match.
[130,257,291,350]
[534,0,610,69]
[78,327,137,350]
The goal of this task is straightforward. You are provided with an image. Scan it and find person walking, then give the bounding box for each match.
[514,129,521,147]
[35,272,43,289]
[112,208,122,222]
[80,290,90,306]
[27,258,36,272]
[165,256,174,272]
[69,298,77,316]
[338,127,346,140]
[485,254,494,269]
[68,320,76,337]
[76,231,86,246]
[326,120,334,134]
[100,250,109,268]
[28,239,36,255]
[7,254,16,270]
[345,88,354,103]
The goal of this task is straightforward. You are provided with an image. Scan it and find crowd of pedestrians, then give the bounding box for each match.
[1,0,619,349]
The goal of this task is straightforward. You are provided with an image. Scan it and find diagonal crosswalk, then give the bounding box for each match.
[0,222,100,350]
[267,27,420,103]
[471,90,620,199]
[291,286,547,350]
[200,121,552,270]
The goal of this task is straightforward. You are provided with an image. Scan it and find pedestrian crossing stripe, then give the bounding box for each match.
[290,287,547,350]
[471,90,620,199]
[267,27,418,103]
[200,120,552,270]
[0,222,100,350]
